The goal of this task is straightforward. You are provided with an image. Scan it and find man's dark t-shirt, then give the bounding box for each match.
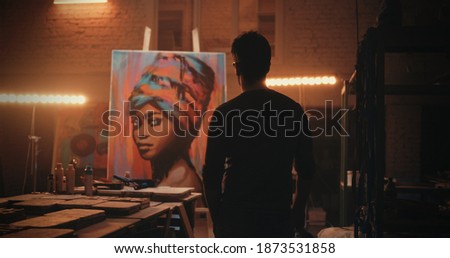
[203,88,315,237]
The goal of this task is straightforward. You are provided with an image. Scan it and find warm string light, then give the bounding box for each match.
[266,76,337,87]
[0,94,86,105]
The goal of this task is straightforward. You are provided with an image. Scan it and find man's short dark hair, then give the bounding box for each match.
[231,31,271,83]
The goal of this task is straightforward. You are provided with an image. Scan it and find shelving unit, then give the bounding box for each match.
[340,26,450,237]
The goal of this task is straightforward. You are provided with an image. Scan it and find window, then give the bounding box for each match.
[158,10,184,50]
[157,0,193,51]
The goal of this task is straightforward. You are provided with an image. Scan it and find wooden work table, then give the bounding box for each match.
[0,187,203,238]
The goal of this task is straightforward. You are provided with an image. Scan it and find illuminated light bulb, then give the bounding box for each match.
[0,93,87,104]
[56,95,63,103]
[62,95,70,104]
[266,76,337,87]
[47,96,55,103]
[17,95,25,103]
[68,96,76,104]
[31,94,40,103]
[78,96,86,104]
[41,95,50,103]
[329,76,337,84]
[51,95,58,103]
[0,94,9,102]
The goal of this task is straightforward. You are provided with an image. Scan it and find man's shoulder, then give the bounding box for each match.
[214,99,234,113]
[264,89,304,112]
[267,89,298,103]
[214,93,246,111]
[214,89,303,112]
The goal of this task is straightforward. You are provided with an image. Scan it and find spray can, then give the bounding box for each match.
[61,176,67,193]
[47,173,55,193]
[55,163,64,193]
[66,164,76,194]
[84,165,94,196]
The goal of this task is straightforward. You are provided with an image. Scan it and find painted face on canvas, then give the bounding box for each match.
[131,104,179,161]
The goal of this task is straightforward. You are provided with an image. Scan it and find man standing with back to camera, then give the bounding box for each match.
[203,31,315,237]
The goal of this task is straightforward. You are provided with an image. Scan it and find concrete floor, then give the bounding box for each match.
[193,213,327,238]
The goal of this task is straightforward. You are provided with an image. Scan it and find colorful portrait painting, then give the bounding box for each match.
[107,51,226,192]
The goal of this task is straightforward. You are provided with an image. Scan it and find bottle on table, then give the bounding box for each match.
[54,163,64,194]
[84,165,94,196]
[47,173,55,193]
[66,164,76,194]
[61,176,67,193]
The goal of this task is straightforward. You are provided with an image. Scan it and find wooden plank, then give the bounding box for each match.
[58,199,107,209]
[39,194,85,201]
[104,186,193,200]
[0,228,74,238]
[180,192,202,202]
[13,199,66,207]
[110,197,150,209]
[97,187,194,200]
[150,201,162,207]
[123,205,170,221]
[6,194,50,202]
[75,218,139,238]
[11,215,80,229]
[91,201,141,216]
[45,209,106,229]
[149,187,194,202]
[0,198,9,207]
[45,208,105,219]
[149,187,193,197]
[96,189,126,196]
[13,199,67,214]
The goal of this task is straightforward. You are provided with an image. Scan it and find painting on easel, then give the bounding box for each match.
[107,50,226,193]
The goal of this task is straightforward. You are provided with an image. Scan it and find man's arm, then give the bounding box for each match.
[202,110,226,232]
[293,106,315,233]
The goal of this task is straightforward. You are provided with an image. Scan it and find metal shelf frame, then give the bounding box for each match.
[340,26,450,237]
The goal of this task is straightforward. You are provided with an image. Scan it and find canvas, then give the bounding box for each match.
[106,50,226,192]
[52,103,109,183]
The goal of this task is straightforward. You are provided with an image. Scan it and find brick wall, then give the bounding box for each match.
[0,0,150,100]
[200,0,233,52]
[2,0,447,104]
[0,0,382,105]
[1,0,148,74]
